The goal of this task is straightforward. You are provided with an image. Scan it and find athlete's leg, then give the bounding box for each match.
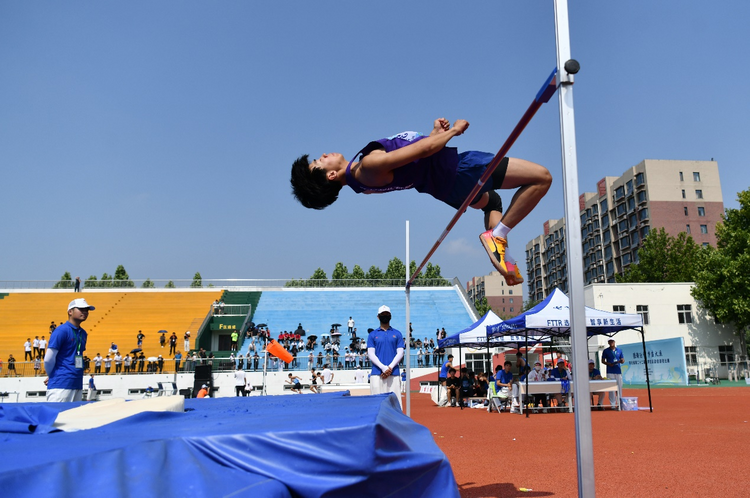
[471,158,550,285]
[496,158,552,228]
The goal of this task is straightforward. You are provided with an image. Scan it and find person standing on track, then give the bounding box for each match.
[602,339,624,409]
[367,305,405,409]
[291,118,552,286]
[44,298,95,402]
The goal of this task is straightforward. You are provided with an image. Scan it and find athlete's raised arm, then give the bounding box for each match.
[355,119,469,184]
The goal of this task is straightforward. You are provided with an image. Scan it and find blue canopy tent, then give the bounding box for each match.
[437,311,550,405]
[486,288,650,415]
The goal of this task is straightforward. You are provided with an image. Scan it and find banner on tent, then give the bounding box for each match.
[619,337,688,386]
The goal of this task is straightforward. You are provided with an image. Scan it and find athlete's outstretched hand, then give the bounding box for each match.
[431,117,450,135]
[452,119,469,135]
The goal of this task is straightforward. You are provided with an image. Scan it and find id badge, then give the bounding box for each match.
[75,355,83,369]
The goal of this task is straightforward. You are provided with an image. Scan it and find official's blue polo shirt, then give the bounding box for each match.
[48,322,88,390]
[367,326,405,376]
[548,367,569,380]
[497,370,514,387]
[589,368,602,379]
[602,347,623,375]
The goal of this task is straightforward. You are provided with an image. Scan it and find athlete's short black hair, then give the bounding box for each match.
[290,154,343,210]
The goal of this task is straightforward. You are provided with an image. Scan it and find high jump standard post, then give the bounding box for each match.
[554,1,596,496]
[406,69,558,288]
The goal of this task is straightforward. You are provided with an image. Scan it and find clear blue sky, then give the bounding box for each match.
[1,1,748,289]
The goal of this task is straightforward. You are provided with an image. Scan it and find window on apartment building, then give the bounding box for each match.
[606,261,614,276]
[637,190,647,203]
[693,172,701,182]
[620,235,630,249]
[603,230,611,244]
[641,226,650,239]
[622,252,631,265]
[618,220,628,232]
[604,245,612,260]
[616,203,626,216]
[627,197,636,212]
[602,213,609,229]
[685,346,697,367]
[639,208,649,221]
[636,305,650,325]
[718,345,734,364]
[509,298,514,303]
[682,189,686,199]
[700,225,708,234]
[702,242,709,248]
[614,186,624,200]
[631,231,640,246]
[684,207,689,216]
[686,224,691,234]
[696,189,703,199]
[698,207,705,216]
[626,180,633,194]
[601,199,608,212]
[635,172,645,186]
[509,290,513,295]
[677,304,693,324]
[592,204,598,214]
[629,213,637,228]
[679,172,684,181]
[613,305,625,313]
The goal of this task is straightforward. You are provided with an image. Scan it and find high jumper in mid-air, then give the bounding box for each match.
[290,117,551,286]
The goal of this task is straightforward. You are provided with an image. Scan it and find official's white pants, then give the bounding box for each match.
[47,389,82,402]
[608,373,623,408]
[370,374,402,409]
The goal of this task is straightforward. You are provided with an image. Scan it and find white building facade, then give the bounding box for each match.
[585,282,744,380]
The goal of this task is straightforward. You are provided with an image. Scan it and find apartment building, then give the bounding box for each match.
[466,271,523,318]
[526,159,723,301]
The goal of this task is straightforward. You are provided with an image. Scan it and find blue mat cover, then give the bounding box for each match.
[0,392,458,497]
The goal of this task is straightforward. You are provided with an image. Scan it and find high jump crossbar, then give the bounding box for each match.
[406,68,559,288]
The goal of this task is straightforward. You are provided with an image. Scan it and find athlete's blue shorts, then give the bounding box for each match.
[443,151,508,210]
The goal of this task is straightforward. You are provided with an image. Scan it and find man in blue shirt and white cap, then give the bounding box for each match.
[44,298,95,402]
[367,305,405,409]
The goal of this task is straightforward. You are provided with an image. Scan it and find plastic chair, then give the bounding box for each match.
[488,381,510,413]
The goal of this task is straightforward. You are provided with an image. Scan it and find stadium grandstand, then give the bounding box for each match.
[0,284,476,377]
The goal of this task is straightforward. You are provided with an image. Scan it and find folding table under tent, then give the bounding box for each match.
[486,288,651,414]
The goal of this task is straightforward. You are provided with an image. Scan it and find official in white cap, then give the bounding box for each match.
[44,298,95,402]
[366,305,405,409]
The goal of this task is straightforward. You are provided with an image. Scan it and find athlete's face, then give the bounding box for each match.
[310,153,345,175]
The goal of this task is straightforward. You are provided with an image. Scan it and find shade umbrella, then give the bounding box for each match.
[331,331,342,337]
[331,323,341,328]
[256,323,268,328]
[307,335,318,341]
[158,330,168,334]
[147,357,159,362]
[130,348,142,354]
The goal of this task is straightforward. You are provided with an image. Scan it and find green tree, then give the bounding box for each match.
[692,189,750,358]
[113,264,135,288]
[191,272,202,288]
[331,262,349,281]
[350,265,366,285]
[53,271,74,289]
[100,272,113,288]
[616,228,701,283]
[165,280,176,288]
[142,278,155,288]
[475,297,492,316]
[310,267,328,280]
[366,265,384,283]
[409,260,423,284]
[85,275,99,289]
[384,257,406,284]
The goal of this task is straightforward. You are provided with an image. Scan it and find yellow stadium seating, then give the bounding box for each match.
[0,291,222,373]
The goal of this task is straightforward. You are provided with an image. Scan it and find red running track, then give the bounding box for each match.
[408,386,750,497]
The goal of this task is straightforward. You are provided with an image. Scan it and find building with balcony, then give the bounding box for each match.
[526,159,723,300]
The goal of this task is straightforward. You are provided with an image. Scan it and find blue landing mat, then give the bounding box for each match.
[0,392,458,498]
